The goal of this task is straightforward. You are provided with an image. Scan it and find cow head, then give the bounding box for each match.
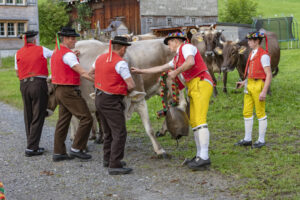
[190,25,225,62]
[215,40,248,73]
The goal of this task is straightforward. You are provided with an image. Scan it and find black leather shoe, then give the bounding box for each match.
[103,160,126,168]
[108,167,133,175]
[25,148,44,157]
[182,156,196,166]
[253,141,266,148]
[187,157,211,170]
[69,150,92,160]
[234,139,252,146]
[53,154,74,162]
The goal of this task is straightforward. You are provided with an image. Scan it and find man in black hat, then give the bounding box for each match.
[50,27,94,162]
[15,30,53,156]
[88,36,135,175]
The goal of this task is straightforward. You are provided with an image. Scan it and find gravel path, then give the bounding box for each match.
[0,102,240,200]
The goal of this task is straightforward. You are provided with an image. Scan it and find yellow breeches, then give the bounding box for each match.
[243,78,266,119]
[186,77,213,128]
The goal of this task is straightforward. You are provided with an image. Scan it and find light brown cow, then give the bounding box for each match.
[48,39,188,157]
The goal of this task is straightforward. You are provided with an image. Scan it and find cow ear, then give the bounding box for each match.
[190,29,198,35]
[214,47,223,55]
[196,35,204,42]
[132,36,139,42]
[238,46,247,54]
[128,90,146,102]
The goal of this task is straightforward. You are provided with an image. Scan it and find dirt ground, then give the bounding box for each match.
[0,102,241,200]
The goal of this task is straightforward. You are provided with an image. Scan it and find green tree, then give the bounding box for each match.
[219,0,258,24]
[74,2,92,32]
[38,0,69,44]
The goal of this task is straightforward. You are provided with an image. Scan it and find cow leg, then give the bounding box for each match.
[70,116,79,141]
[89,113,98,140]
[208,68,218,97]
[94,111,104,144]
[223,71,228,93]
[156,119,168,137]
[136,99,166,155]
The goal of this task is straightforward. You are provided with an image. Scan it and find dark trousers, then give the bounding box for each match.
[95,92,127,168]
[20,77,48,150]
[54,85,92,154]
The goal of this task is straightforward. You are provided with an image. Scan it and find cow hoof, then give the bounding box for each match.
[94,137,104,144]
[155,131,165,137]
[157,153,172,159]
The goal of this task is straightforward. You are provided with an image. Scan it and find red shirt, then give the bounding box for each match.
[51,45,80,85]
[94,52,128,95]
[16,43,48,80]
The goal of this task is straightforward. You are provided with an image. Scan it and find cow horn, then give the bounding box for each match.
[219,39,224,45]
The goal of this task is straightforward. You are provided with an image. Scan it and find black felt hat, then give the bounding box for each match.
[58,27,80,37]
[18,30,38,39]
[111,36,131,46]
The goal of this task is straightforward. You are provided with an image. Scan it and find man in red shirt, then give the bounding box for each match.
[89,36,135,175]
[15,30,53,157]
[51,27,94,162]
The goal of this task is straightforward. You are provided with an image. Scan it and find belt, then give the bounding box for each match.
[96,89,113,96]
[20,77,46,83]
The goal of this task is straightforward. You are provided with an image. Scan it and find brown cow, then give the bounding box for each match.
[191,25,228,95]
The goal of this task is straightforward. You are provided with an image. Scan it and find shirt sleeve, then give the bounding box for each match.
[261,54,271,68]
[62,52,79,68]
[168,58,175,68]
[42,47,53,59]
[182,44,197,59]
[14,54,18,70]
[115,61,131,80]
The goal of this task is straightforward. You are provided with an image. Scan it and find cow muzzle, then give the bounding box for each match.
[205,51,215,57]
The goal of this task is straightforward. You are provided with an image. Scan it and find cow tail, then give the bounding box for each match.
[272,66,279,77]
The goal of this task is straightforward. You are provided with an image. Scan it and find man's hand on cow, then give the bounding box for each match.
[259,91,267,101]
[236,81,245,89]
[131,67,143,74]
[74,50,80,57]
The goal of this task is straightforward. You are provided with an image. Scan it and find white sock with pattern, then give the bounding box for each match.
[197,127,209,160]
[194,131,201,157]
[258,117,267,143]
[244,116,253,141]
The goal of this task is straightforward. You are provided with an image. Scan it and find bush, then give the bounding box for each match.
[74,2,92,32]
[38,0,69,45]
[219,0,258,24]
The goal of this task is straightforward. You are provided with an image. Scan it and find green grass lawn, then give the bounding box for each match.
[2,48,298,199]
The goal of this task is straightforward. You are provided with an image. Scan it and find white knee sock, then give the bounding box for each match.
[244,116,253,141]
[258,117,267,143]
[195,126,210,160]
[193,131,201,157]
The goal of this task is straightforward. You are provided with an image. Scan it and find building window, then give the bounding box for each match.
[18,23,25,35]
[16,0,24,4]
[167,17,172,26]
[6,0,13,4]
[7,23,15,36]
[147,18,153,25]
[191,18,196,24]
[0,0,4,4]
[0,23,4,36]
